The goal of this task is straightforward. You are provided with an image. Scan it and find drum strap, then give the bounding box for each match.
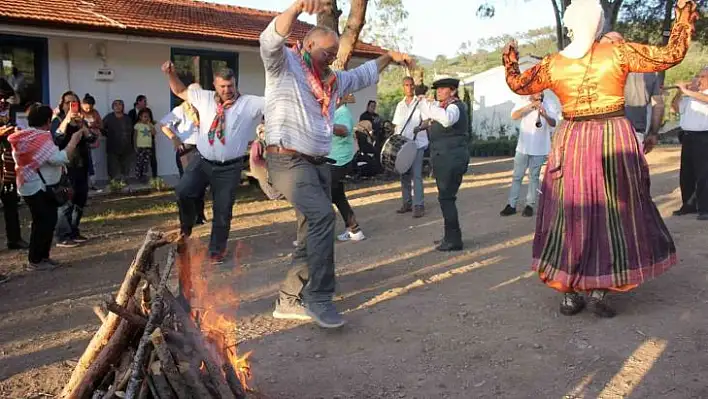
[399,100,421,141]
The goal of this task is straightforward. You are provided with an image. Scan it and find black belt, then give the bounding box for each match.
[265,145,336,165]
[682,130,708,135]
[200,154,246,166]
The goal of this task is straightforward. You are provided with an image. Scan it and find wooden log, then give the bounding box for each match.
[93,305,107,324]
[61,229,177,399]
[178,361,213,398]
[73,299,141,399]
[223,363,247,399]
[163,291,236,399]
[91,391,105,399]
[137,379,149,399]
[150,329,190,399]
[106,301,148,328]
[140,281,151,316]
[104,366,132,399]
[125,248,177,399]
[149,361,177,399]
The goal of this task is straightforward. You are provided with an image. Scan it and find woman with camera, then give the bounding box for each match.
[51,91,97,248]
[10,104,85,270]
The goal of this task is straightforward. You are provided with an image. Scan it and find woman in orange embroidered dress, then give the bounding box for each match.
[502,0,700,317]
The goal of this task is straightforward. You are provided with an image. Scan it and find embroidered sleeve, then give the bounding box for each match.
[618,1,698,73]
[503,48,552,95]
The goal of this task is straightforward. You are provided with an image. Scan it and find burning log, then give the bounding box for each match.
[62,231,252,399]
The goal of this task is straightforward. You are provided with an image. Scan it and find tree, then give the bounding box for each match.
[319,0,411,71]
[317,0,369,70]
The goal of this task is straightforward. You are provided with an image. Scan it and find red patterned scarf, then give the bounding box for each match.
[8,128,60,185]
[291,42,338,120]
[207,93,236,146]
[440,96,459,109]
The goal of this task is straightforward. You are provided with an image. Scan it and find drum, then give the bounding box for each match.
[381,134,418,174]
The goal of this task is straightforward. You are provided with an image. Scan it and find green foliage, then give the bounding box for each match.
[149,177,170,192]
[107,179,126,193]
[376,88,404,121]
[469,137,519,157]
[339,0,412,51]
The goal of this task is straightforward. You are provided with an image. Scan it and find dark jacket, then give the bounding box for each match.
[51,112,97,170]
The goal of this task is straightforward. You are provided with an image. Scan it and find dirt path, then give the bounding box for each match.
[1,146,706,398]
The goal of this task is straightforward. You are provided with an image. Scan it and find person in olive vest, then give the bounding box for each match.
[416,78,469,251]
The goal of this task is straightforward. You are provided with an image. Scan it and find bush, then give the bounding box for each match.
[469,138,518,157]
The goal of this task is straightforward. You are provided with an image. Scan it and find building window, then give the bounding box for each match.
[0,34,49,108]
[170,48,239,107]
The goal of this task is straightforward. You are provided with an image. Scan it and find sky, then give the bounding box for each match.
[217,0,558,59]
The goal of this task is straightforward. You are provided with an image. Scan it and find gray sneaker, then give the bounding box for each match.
[27,261,58,271]
[304,301,346,329]
[272,299,312,321]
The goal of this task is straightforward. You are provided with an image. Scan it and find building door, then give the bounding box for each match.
[0,34,49,108]
[170,48,239,108]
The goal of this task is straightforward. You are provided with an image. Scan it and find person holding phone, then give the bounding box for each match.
[51,91,97,248]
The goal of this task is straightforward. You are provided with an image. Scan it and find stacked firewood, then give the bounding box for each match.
[59,229,250,399]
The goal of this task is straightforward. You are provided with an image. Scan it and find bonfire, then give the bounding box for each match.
[58,229,254,399]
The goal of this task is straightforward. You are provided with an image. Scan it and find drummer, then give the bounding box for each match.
[416,78,470,251]
[392,76,429,218]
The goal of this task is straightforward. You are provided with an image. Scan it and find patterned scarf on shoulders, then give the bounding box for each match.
[291,42,338,120]
[207,93,236,146]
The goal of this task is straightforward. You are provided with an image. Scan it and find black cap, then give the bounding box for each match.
[432,78,460,90]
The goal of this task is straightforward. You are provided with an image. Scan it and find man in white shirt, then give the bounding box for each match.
[259,0,413,328]
[160,84,207,225]
[671,67,708,220]
[392,76,428,218]
[162,63,265,262]
[500,92,557,218]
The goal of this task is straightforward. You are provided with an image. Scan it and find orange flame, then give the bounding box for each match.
[177,238,253,392]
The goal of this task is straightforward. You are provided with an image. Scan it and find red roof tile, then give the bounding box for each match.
[0,0,386,58]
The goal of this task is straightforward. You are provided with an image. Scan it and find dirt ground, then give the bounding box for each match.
[0,146,706,399]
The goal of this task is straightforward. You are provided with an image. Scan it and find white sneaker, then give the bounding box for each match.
[337,230,366,242]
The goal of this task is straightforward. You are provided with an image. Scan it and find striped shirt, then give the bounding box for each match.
[259,18,380,156]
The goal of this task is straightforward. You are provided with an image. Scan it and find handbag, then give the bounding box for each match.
[38,169,73,206]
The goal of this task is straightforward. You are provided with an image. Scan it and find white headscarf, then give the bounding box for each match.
[560,0,605,59]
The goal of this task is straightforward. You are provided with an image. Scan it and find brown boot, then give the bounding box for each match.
[413,205,425,218]
[397,204,412,214]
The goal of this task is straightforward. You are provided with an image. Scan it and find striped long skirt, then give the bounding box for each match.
[532,117,676,292]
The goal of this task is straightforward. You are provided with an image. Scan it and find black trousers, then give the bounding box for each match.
[431,148,469,246]
[680,131,708,214]
[1,182,22,245]
[24,190,58,264]
[150,136,158,178]
[176,155,242,257]
[176,148,206,222]
[56,167,89,241]
[330,161,358,230]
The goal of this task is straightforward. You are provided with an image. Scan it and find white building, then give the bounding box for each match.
[0,0,384,183]
[461,56,560,139]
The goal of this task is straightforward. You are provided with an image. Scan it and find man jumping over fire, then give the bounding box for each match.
[259,0,414,328]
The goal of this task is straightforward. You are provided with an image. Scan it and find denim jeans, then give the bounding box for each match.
[401,148,425,207]
[176,155,242,257]
[266,153,336,305]
[508,151,546,208]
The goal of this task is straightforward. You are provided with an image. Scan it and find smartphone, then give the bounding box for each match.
[70,101,80,114]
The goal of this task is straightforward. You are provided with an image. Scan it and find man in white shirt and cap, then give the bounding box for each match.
[501,92,557,217]
[671,66,708,220]
[392,76,428,218]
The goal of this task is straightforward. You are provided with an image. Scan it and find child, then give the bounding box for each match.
[134,109,155,182]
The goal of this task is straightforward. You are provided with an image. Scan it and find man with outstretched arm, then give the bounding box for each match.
[260,0,414,328]
[161,62,264,264]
